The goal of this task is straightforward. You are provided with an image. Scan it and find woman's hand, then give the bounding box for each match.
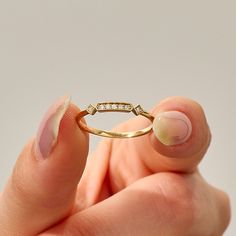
[0,96,231,235]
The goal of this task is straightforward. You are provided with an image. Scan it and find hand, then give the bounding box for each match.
[0,96,230,236]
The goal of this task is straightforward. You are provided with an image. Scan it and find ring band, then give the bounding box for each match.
[76,102,154,138]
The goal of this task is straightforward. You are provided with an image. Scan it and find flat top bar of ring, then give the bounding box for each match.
[86,102,145,116]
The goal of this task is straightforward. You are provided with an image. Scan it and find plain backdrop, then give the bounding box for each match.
[0,1,235,235]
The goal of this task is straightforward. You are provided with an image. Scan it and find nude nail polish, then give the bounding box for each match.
[152,111,192,146]
[35,96,71,160]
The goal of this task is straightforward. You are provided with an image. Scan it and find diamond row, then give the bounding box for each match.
[96,103,132,112]
[86,103,145,115]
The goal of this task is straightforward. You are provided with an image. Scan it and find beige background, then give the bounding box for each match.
[0,1,235,235]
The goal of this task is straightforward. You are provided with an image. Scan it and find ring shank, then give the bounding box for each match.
[76,109,154,138]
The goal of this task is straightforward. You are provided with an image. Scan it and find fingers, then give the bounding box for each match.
[41,172,230,236]
[107,97,211,192]
[75,97,211,208]
[206,183,231,235]
[0,96,89,235]
[150,97,211,161]
[127,96,211,173]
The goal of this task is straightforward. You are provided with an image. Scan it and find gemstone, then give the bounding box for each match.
[112,104,118,109]
[98,104,106,110]
[118,104,125,110]
[105,104,112,110]
[125,104,131,110]
[134,105,144,114]
[87,104,97,115]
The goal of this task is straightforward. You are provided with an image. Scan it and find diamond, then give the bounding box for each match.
[97,104,106,110]
[112,104,118,110]
[87,104,97,115]
[118,104,125,110]
[133,105,144,115]
[125,104,131,110]
[105,104,112,110]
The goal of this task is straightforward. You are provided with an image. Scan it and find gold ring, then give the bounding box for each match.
[76,102,154,138]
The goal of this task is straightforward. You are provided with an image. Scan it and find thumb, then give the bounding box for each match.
[149,96,211,172]
[116,96,211,174]
[0,96,89,235]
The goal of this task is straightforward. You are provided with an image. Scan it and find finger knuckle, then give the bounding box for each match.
[151,173,196,229]
[216,190,231,235]
[66,214,106,236]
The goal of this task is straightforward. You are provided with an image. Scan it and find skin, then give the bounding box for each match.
[0,97,231,235]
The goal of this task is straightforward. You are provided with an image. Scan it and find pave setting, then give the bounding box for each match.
[86,102,145,115]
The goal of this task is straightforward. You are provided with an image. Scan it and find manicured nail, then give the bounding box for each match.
[152,111,192,146]
[35,96,71,160]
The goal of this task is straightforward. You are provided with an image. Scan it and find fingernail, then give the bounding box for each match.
[35,96,71,160]
[152,111,192,146]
